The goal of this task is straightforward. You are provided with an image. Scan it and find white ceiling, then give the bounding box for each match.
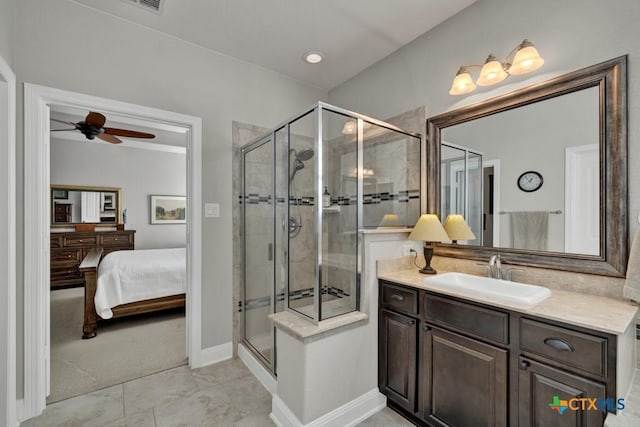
[72,0,476,90]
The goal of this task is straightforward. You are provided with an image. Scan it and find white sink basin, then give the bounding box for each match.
[423,272,551,308]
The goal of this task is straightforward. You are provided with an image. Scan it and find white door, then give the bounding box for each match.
[565,144,599,255]
[81,191,101,223]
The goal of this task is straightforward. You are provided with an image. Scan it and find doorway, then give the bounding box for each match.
[48,106,190,403]
[22,84,203,420]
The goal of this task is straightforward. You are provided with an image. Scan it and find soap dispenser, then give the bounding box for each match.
[322,186,331,208]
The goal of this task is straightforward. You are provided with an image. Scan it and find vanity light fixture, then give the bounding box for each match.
[443,214,476,243]
[408,214,450,274]
[449,39,544,95]
[341,120,373,135]
[303,51,324,64]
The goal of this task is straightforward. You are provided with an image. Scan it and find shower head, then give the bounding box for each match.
[289,148,315,183]
[296,149,314,162]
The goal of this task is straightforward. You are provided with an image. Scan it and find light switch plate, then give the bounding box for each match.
[205,203,220,218]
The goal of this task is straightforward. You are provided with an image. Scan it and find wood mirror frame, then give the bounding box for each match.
[426,56,628,277]
[51,184,122,228]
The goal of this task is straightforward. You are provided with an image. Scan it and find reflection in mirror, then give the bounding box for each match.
[440,87,599,255]
[440,143,483,246]
[427,56,627,277]
[51,185,121,226]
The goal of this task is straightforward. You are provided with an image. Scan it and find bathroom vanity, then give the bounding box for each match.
[377,270,637,427]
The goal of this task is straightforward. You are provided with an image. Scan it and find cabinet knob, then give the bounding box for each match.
[519,360,530,370]
[407,319,415,326]
[423,324,431,331]
[390,294,405,302]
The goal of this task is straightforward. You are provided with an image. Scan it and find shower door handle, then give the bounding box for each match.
[267,243,273,261]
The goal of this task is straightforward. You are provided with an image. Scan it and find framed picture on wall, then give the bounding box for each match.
[150,195,186,224]
[52,189,68,199]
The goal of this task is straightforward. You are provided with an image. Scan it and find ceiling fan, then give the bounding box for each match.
[50,111,156,144]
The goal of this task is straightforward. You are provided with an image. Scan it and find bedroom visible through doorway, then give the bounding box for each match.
[22,84,203,420]
[48,106,189,402]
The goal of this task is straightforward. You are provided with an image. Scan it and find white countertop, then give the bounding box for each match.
[379,269,638,336]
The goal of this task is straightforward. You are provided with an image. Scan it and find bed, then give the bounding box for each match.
[79,247,186,339]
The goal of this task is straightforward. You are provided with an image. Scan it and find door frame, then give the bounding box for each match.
[22,84,203,420]
[0,54,17,427]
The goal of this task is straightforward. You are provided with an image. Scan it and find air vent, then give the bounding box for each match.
[122,0,163,14]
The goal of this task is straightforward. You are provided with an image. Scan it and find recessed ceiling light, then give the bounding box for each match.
[303,51,324,64]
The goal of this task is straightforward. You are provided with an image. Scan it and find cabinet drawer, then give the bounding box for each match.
[424,294,509,345]
[51,235,63,249]
[51,249,82,263]
[101,232,133,247]
[51,264,81,279]
[381,282,418,316]
[520,318,607,378]
[63,234,97,247]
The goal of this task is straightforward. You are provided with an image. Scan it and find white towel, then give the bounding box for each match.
[511,211,548,251]
[623,230,640,302]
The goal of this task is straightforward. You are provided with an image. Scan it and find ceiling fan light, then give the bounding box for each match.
[476,55,508,86]
[449,67,477,95]
[507,40,544,75]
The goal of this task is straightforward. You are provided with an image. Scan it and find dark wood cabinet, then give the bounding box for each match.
[379,309,418,413]
[50,230,135,289]
[53,202,72,223]
[518,358,606,427]
[421,325,508,426]
[378,279,618,427]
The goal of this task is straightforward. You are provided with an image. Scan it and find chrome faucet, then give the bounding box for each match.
[488,254,503,279]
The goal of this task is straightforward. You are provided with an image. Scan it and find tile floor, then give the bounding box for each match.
[22,358,414,427]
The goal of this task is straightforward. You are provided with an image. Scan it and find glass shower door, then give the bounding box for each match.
[242,136,275,369]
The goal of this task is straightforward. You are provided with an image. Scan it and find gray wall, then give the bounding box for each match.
[329,0,640,240]
[0,0,15,65]
[50,138,187,249]
[14,0,327,363]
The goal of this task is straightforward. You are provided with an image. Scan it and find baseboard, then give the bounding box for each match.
[271,388,386,427]
[238,343,276,394]
[189,341,232,369]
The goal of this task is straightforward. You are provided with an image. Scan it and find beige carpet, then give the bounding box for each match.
[49,287,187,403]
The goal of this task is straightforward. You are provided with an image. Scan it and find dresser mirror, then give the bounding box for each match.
[426,56,627,277]
[51,184,122,227]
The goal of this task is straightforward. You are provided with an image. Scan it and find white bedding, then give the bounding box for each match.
[95,248,186,319]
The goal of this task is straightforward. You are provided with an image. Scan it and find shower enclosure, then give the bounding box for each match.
[241,102,421,373]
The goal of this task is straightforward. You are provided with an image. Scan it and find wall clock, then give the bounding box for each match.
[517,170,543,192]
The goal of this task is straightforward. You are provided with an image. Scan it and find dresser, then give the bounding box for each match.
[50,230,135,289]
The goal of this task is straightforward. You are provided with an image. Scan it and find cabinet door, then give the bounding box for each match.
[379,309,417,413]
[518,358,605,427]
[421,325,508,426]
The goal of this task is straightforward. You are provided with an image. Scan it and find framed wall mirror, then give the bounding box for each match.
[427,56,627,277]
[51,184,122,227]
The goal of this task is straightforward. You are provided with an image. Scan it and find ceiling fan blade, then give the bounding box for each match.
[50,129,77,132]
[104,127,156,139]
[97,133,123,144]
[85,112,106,128]
[50,118,78,127]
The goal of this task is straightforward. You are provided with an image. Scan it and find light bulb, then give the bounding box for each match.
[508,40,544,75]
[476,55,508,86]
[449,67,477,95]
